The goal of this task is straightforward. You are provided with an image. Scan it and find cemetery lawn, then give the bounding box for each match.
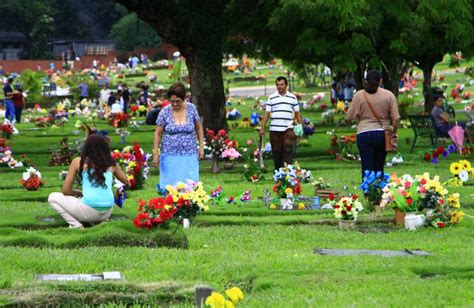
[1,88,474,305]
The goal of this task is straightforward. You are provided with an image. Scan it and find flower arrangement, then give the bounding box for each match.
[424,190,464,229]
[49,137,75,166]
[221,147,241,161]
[422,145,455,163]
[381,173,464,228]
[303,92,325,109]
[165,180,210,220]
[272,164,303,199]
[328,194,363,221]
[380,174,422,212]
[112,143,150,190]
[292,162,312,183]
[327,131,358,160]
[360,171,389,204]
[20,167,45,191]
[446,160,471,186]
[0,146,22,168]
[241,140,265,183]
[1,123,13,139]
[205,129,232,160]
[205,287,244,308]
[108,112,130,128]
[133,195,177,228]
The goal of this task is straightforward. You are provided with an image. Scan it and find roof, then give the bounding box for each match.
[0,32,26,42]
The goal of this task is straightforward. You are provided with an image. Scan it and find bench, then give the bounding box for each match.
[408,115,444,152]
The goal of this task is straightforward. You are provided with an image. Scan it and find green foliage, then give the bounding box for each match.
[19,70,45,103]
[110,13,162,52]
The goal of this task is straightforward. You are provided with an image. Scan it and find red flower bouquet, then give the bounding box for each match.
[108,113,130,128]
[133,195,177,228]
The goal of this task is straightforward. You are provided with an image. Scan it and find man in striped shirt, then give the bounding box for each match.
[259,76,303,170]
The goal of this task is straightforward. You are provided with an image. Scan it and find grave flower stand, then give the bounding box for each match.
[394,208,405,225]
[223,161,234,170]
[338,219,356,230]
[211,157,220,173]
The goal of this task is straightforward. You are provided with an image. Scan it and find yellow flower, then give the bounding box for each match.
[450,162,463,175]
[336,101,345,111]
[225,287,244,304]
[205,292,226,308]
[270,204,277,210]
[448,193,460,208]
[177,182,185,190]
[284,188,293,195]
[450,210,464,224]
[459,160,471,172]
[298,203,305,210]
[202,205,209,211]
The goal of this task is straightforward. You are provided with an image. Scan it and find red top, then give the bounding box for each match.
[12,93,25,108]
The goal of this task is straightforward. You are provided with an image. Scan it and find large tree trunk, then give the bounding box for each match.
[354,61,366,90]
[184,50,227,131]
[421,63,435,113]
[381,61,401,97]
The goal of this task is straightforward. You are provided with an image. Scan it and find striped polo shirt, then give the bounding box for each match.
[265,91,299,132]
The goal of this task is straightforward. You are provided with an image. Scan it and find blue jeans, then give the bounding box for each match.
[5,99,14,122]
[356,130,387,179]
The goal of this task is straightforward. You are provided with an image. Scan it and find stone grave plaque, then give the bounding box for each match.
[36,271,124,281]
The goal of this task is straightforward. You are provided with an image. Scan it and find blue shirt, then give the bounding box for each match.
[81,170,114,209]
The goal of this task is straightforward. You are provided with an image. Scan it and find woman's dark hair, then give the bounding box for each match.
[167,82,186,100]
[433,94,444,102]
[78,135,115,188]
[364,69,382,94]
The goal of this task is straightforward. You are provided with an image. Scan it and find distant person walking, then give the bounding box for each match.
[3,77,14,122]
[121,85,131,113]
[79,82,88,100]
[12,88,25,123]
[347,70,400,178]
[259,76,303,171]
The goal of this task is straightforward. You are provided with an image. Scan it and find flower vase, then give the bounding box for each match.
[371,200,382,215]
[404,212,422,231]
[211,158,220,173]
[394,208,405,225]
[280,198,293,210]
[425,208,434,218]
[183,218,190,229]
[338,219,356,230]
[223,161,234,170]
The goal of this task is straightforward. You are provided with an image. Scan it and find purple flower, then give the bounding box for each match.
[431,157,439,164]
[442,150,449,158]
[448,144,456,153]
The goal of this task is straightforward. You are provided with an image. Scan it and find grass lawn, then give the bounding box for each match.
[1,70,474,306]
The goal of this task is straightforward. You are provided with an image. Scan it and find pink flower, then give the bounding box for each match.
[246,140,253,145]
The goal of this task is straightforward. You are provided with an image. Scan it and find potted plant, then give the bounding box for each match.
[360,171,389,213]
[380,174,421,226]
[272,164,303,210]
[328,194,363,230]
[221,147,241,169]
[205,129,231,173]
[134,180,210,229]
[20,167,45,191]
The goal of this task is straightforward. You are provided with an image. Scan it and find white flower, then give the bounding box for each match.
[459,170,469,182]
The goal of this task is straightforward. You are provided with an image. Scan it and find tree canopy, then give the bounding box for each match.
[110,13,162,52]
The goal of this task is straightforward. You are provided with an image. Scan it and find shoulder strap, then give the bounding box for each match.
[362,91,384,128]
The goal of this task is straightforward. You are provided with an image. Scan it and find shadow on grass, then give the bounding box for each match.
[1,281,194,306]
[413,266,474,280]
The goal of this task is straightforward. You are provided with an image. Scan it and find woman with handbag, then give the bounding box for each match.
[347,70,400,178]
